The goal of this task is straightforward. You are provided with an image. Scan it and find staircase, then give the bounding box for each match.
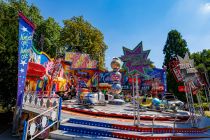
[49,118,210,140]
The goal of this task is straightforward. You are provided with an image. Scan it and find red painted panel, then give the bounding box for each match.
[178,86,185,92]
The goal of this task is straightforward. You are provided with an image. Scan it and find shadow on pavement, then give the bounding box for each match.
[0,111,19,140]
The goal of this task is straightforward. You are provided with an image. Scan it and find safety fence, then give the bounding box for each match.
[22,91,62,140]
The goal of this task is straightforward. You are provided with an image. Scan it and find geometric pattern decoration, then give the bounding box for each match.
[23,92,59,110]
[177,53,197,74]
[178,53,194,67]
[120,41,152,78]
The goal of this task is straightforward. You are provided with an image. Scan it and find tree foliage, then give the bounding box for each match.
[0,0,44,108]
[163,30,189,101]
[0,1,108,109]
[34,17,61,57]
[191,49,210,80]
[61,16,108,68]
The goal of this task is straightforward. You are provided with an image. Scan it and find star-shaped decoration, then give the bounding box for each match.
[177,53,195,69]
[120,41,152,77]
[20,68,24,73]
[20,60,27,66]
[21,26,28,32]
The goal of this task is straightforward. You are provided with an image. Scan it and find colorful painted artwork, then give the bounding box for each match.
[29,45,52,67]
[139,68,166,94]
[65,52,98,69]
[146,68,166,94]
[99,72,112,83]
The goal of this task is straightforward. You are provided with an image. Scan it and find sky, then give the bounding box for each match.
[27,0,210,70]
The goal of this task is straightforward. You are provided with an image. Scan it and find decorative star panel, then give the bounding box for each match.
[120,41,152,78]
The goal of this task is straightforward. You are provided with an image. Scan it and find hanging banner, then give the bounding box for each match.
[17,12,35,107]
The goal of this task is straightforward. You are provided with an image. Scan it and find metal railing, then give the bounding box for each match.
[22,104,61,140]
[151,114,178,136]
[151,115,157,136]
[173,115,178,136]
[22,91,62,140]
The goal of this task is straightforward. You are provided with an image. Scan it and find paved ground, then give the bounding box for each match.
[23,99,210,128]
[63,99,190,117]
[0,128,18,140]
[62,100,210,129]
[0,111,18,140]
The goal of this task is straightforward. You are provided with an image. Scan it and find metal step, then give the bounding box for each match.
[49,118,210,140]
[67,118,206,134]
[59,122,210,137]
[49,130,117,140]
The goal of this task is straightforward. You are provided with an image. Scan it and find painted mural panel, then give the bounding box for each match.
[65,52,98,69]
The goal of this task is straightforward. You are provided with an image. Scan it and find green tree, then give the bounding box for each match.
[190,50,210,104]
[191,49,210,82]
[163,30,189,101]
[0,0,43,109]
[34,17,61,57]
[61,16,108,68]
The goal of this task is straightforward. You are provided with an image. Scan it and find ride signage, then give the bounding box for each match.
[177,53,202,94]
[120,41,152,78]
[17,12,35,107]
[168,59,183,82]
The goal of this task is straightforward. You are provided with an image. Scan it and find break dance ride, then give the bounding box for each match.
[13,12,210,140]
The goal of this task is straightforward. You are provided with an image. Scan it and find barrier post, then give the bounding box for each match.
[57,97,62,129]
[173,115,178,136]
[152,115,156,136]
[22,121,28,140]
